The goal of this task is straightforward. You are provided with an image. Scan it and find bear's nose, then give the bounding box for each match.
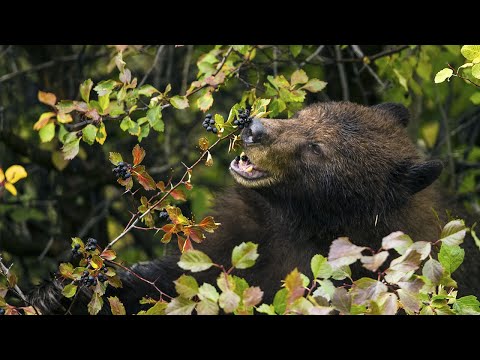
[241,118,265,145]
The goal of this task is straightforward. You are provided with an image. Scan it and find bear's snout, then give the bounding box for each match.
[241,118,266,145]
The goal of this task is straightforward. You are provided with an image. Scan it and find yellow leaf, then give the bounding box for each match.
[95,122,107,145]
[38,91,57,107]
[57,112,73,124]
[4,182,17,196]
[5,165,27,184]
[33,112,56,130]
[0,168,4,183]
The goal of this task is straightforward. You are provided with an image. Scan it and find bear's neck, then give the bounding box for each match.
[255,185,443,247]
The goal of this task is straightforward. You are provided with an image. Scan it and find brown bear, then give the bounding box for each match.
[30,101,479,314]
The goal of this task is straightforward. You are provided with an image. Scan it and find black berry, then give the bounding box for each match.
[212,127,218,134]
[209,119,215,125]
[159,211,169,220]
[205,114,212,118]
[206,126,212,132]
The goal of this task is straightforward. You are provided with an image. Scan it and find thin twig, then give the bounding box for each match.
[0,255,41,314]
[139,45,166,87]
[300,45,325,67]
[37,237,54,261]
[335,45,350,101]
[181,45,194,94]
[351,45,386,89]
[0,51,108,84]
[437,98,455,190]
[329,45,410,63]
[105,130,237,251]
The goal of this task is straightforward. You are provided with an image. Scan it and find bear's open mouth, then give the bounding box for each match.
[229,152,269,181]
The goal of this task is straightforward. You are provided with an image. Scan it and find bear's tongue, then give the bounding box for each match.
[230,152,267,179]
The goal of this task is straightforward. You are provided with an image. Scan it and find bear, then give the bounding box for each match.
[29,101,480,314]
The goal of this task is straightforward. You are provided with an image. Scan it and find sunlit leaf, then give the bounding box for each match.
[62,283,77,298]
[219,290,240,314]
[434,68,454,83]
[328,237,366,267]
[174,275,199,299]
[291,69,308,86]
[132,144,145,166]
[438,243,465,274]
[166,296,196,315]
[108,296,126,315]
[38,91,57,107]
[80,79,93,103]
[197,92,214,112]
[170,95,189,109]
[360,251,389,272]
[88,293,104,315]
[178,249,213,272]
[440,219,467,246]
[231,242,259,269]
[310,254,333,279]
[33,112,56,130]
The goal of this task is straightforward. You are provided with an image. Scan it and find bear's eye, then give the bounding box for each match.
[308,143,323,155]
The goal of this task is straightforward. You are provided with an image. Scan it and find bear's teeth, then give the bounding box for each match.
[245,165,254,173]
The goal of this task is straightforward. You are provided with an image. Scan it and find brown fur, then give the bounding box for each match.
[29,101,480,314]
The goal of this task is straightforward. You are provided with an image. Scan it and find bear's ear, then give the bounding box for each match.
[403,160,443,194]
[372,103,410,127]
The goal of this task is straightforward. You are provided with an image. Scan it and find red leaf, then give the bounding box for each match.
[101,249,117,261]
[161,223,175,233]
[178,235,193,253]
[198,216,220,232]
[170,189,186,201]
[133,165,156,191]
[187,228,204,243]
[284,268,305,303]
[132,144,145,166]
[161,232,172,244]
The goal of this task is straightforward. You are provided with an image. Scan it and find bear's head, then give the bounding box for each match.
[229,101,443,225]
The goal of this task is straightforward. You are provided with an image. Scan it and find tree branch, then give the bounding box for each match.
[139,45,166,87]
[335,45,350,101]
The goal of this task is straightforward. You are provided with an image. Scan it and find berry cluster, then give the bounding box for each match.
[202,114,218,134]
[233,108,252,129]
[72,243,82,257]
[80,270,97,287]
[159,210,169,220]
[113,162,131,180]
[85,238,98,252]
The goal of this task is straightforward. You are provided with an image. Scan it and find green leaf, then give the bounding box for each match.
[197,92,213,112]
[178,249,213,272]
[328,237,366,268]
[312,279,336,301]
[108,296,126,315]
[144,301,167,315]
[138,84,160,97]
[217,274,235,293]
[219,290,240,313]
[331,265,351,280]
[438,243,465,274]
[39,122,55,143]
[453,295,480,315]
[98,94,110,113]
[109,152,123,165]
[360,251,389,272]
[62,283,77,298]
[59,263,74,279]
[94,79,118,96]
[62,137,81,160]
[198,283,220,302]
[289,45,302,58]
[269,98,287,116]
[273,288,288,315]
[196,299,219,315]
[174,275,199,299]
[87,293,103,315]
[382,231,413,255]
[422,259,444,286]
[472,64,480,80]
[310,254,332,279]
[461,45,480,61]
[291,69,308,86]
[440,219,467,246]
[256,304,276,315]
[231,242,259,269]
[146,105,164,132]
[370,293,398,315]
[214,113,224,126]
[397,289,421,313]
[170,95,189,109]
[393,69,408,90]
[165,297,196,315]
[80,79,93,103]
[82,124,98,145]
[434,68,454,83]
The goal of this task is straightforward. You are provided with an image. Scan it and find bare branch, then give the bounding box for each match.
[139,45,166,87]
